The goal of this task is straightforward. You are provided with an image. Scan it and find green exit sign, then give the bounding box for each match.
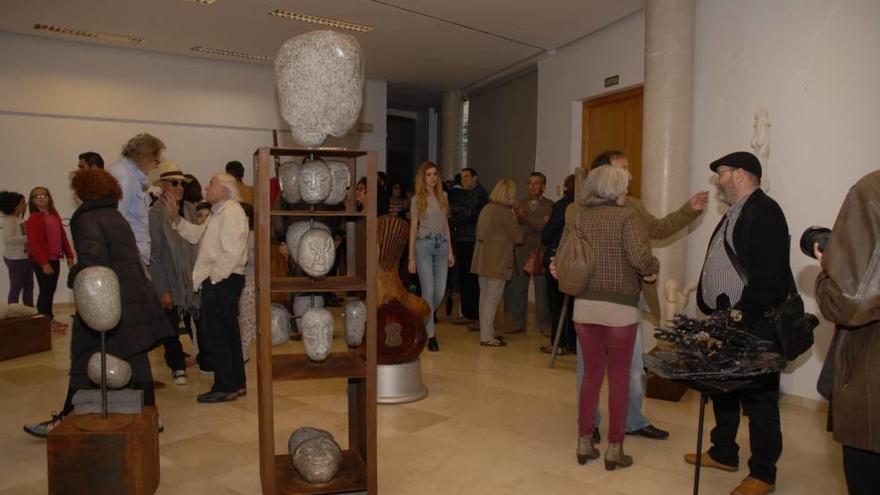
[604,75,619,87]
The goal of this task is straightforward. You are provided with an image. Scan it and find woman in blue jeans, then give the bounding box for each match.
[408,162,454,352]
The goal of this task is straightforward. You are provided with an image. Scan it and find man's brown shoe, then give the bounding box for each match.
[731,476,775,495]
[683,452,738,472]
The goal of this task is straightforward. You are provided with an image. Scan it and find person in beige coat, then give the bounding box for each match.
[470,179,523,347]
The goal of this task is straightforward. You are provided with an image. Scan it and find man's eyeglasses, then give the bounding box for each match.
[165,180,185,187]
[715,167,736,177]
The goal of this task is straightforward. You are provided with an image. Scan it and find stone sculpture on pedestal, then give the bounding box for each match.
[298,160,332,204]
[278,161,302,204]
[87,352,132,389]
[270,303,291,347]
[297,228,336,278]
[285,221,331,262]
[300,308,334,362]
[344,298,366,347]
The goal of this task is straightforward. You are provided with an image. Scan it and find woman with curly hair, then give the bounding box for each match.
[407,162,454,352]
[25,187,74,333]
[1,191,32,306]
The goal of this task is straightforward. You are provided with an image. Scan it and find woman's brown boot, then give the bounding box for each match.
[604,441,633,470]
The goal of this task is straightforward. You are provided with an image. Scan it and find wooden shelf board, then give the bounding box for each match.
[271,210,365,218]
[272,353,366,381]
[273,451,366,495]
[270,276,366,293]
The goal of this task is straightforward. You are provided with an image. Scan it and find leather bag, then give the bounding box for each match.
[555,210,594,296]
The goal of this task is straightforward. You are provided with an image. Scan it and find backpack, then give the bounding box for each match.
[556,209,594,296]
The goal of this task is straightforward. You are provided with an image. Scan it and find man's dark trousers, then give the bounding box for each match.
[455,241,479,320]
[199,274,246,393]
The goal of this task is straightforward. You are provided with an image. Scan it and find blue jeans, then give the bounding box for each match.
[576,319,650,432]
[415,233,449,337]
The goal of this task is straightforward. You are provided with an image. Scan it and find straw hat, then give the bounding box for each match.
[153,161,189,186]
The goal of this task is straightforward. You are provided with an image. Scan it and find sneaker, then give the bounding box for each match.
[171,369,188,385]
[23,412,66,439]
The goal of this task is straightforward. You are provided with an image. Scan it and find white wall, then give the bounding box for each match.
[687,0,880,400]
[535,11,645,199]
[0,32,386,303]
[535,1,880,400]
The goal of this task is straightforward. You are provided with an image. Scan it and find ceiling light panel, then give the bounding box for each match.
[268,9,374,33]
[33,24,145,45]
[184,0,220,5]
[190,46,273,62]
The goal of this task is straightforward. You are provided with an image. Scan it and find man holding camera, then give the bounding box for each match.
[688,151,793,495]
[814,170,880,495]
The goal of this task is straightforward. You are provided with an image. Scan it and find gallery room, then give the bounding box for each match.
[0,1,877,494]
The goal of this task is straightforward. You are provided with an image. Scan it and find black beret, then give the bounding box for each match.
[709,151,762,179]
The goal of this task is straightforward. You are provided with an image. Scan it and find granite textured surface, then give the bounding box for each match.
[285,221,331,263]
[291,436,342,484]
[325,161,351,205]
[298,160,332,205]
[297,228,336,278]
[301,308,334,362]
[278,161,301,205]
[73,266,121,332]
[86,352,132,389]
[275,30,364,148]
[270,303,291,347]
[287,427,334,458]
[293,294,325,318]
[344,298,367,347]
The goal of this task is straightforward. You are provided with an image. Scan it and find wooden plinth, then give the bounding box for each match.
[0,314,51,361]
[47,406,159,495]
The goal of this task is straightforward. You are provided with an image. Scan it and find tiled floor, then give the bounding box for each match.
[0,307,846,494]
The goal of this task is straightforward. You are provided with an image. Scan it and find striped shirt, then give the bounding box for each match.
[700,190,755,311]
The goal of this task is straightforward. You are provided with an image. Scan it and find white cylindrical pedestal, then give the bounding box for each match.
[377,359,428,404]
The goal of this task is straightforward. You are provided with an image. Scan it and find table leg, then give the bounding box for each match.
[693,392,709,495]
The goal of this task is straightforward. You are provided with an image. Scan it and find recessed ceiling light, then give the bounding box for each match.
[190,46,273,62]
[268,9,374,33]
[33,23,145,44]
[184,0,220,5]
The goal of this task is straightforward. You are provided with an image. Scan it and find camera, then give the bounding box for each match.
[800,226,831,259]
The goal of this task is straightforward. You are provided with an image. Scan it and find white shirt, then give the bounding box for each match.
[173,199,248,289]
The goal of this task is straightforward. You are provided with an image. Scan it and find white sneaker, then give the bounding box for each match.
[198,368,214,375]
[171,370,188,385]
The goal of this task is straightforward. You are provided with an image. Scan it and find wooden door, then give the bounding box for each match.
[581,87,643,198]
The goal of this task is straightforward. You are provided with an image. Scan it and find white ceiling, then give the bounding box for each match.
[0,0,645,108]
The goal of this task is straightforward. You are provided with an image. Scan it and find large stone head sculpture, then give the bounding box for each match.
[275,30,364,148]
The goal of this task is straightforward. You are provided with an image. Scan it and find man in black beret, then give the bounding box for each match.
[687,151,794,495]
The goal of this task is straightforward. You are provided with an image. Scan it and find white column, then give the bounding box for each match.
[641,0,696,324]
[439,91,463,179]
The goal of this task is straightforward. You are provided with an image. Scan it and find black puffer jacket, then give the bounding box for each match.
[67,197,173,387]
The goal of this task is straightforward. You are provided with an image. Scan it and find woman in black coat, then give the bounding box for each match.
[23,168,173,438]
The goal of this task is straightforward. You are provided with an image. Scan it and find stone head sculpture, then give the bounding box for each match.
[279,161,302,204]
[285,221,331,262]
[298,228,336,278]
[275,30,364,148]
[299,160,332,204]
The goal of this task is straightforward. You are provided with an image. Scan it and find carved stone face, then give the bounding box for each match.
[270,303,291,347]
[279,161,301,204]
[301,308,334,362]
[87,352,132,389]
[275,30,364,148]
[325,161,351,205]
[299,160,332,204]
[298,229,336,278]
[74,266,121,332]
[285,221,331,263]
[344,299,366,347]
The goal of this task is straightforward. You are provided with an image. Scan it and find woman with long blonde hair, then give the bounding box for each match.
[408,162,454,352]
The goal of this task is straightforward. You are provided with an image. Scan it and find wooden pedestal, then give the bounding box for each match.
[47,406,160,495]
[0,314,51,361]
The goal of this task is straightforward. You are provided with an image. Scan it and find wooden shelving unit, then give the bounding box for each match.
[253,147,377,495]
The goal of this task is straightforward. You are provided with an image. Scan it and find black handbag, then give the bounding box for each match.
[723,233,818,361]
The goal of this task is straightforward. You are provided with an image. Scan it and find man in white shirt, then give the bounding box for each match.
[164,173,248,403]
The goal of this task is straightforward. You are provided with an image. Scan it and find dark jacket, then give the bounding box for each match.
[67,197,173,388]
[697,189,793,336]
[541,191,574,265]
[815,170,880,453]
[449,184,488,243]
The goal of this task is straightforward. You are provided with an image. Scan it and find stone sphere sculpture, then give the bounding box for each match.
[87,352,132,389]
[74,266,121,332]
[344,299,367,347]
[297,228,336,278]
[292,436,342,484]
[275,30,364,148]
[325,161,351,205]
[279,161,301,204]
[271,303,291,347]
[301,308,334,362]
[298,160,332,204]
[285,221,331,262]
[293,294,325,318]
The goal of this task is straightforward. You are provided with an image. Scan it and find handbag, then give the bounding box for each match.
[722,233,818,361]
[555,210,595,296]
[523,246,545,275]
